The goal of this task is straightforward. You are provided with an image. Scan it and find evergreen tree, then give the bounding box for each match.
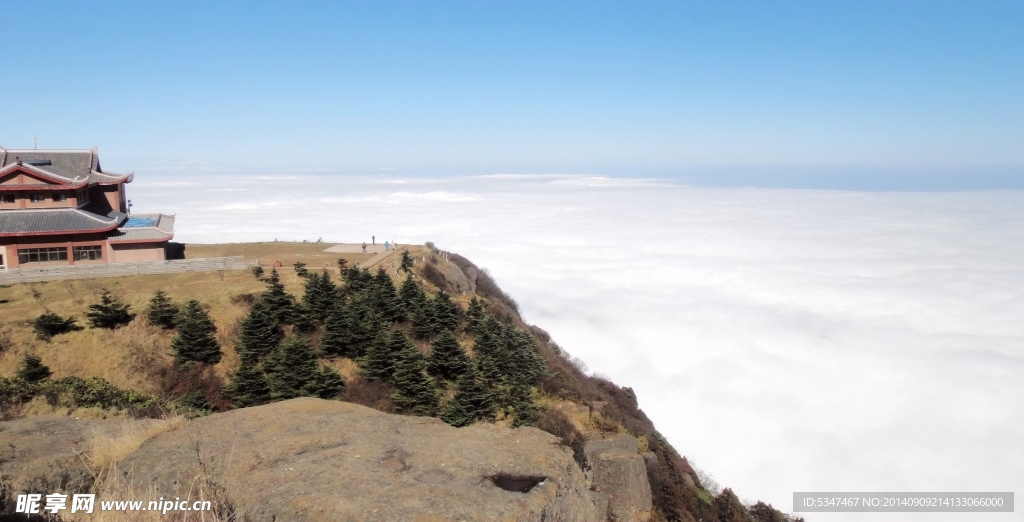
[322,293,385,358]
[86,289,135,329]
[361,331,396,380]
[399,250,414,273]
[293,261,309,278]
[390,339,438,416]
[432,290,459,335]
[506,382,540,428]
[236,298,282,365]
[302,270,337,323]
[145,290,179,329]
[426,331,470,381]
[398,275,425,312]
[307,365,346,399]
[264,337,319,400]
[33,311,78,340]
[291,303,319,333]
[466,297,485,333]
[17,353,51,383]
[439,362,495,427]
[223,362,271,407]
[341,266,374,293]
[172,300,222,364]
[260,269,296,324]
[411,297,436,340]
[250,265,265,280]
[371,267,404,322]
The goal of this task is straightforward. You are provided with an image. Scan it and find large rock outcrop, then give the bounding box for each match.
[0,416,159,510]
[583,433,653,522]
[120,398,602,521]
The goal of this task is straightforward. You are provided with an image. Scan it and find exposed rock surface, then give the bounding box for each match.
[442,263,472,294]
[583,433,653,522]
[121,398,601,521]
[0,416,156,508]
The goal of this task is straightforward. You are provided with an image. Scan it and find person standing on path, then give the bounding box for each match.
[362,242,367,253]
[384,241,390,250]
[372,235,376,245]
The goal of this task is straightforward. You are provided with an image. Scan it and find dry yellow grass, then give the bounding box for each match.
[87,415,189,480]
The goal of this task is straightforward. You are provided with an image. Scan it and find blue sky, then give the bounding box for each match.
[1,1,1021,188]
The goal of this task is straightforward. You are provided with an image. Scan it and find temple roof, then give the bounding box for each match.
[0,147,132,185]
[0,207,122,237]
[108,213,175,243]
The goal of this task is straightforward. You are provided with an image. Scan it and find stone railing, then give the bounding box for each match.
[0,256,255,285]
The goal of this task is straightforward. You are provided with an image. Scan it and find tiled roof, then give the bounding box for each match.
[0,208,122,236]
[107,213,175,243]
[0,148,131,185]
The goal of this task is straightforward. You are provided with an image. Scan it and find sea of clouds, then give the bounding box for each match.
[134,173,1023,521]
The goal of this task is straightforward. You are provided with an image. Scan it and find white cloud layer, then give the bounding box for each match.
[133,173,1023,521]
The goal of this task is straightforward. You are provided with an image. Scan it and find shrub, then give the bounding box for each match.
[172,300,222,364]
[86,289,135,329]
[41,376,155,410]
[145,290,180,329]
[17,353,51,383]
[33,311,79,340]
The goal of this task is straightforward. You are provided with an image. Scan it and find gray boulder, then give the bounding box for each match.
[120,398,602,521]
[583,433,654,522]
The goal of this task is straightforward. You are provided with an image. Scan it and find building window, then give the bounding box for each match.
[0,194,13,204]
[18,247,68,264]
[29,194,46,203]
[73,245,103,261]
[53,193,68,202]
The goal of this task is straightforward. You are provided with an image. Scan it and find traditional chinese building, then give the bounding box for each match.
[0,146,174,269]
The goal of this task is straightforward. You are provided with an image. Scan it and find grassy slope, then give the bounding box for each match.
[0,243,382,392]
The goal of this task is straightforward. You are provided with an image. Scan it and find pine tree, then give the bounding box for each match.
[33,311,78,340]
[426,331,470,381]
[307,365,345,399]
[341,266,373,293]
[466,297,485,333]
[390,338,438,416]
[293,261,309,278]
[399,250,414,273]
[411,297,436,340]
[236,298,281,365]
[260,269,296,324]
[223,362,271,407]
[172,300,222,364]
[264,337,319,400]
[86,289,134,329]
[17,353,51,383]
[371,267,404,322]
[145,290,179,329]
[361,331,396,380]
[398,275,425,312]
[432,290,459,335]
[321,298,351,357]
[302,270,337,323]
[439,362,495,427]
[506,382,540,428]
[251,265,265,280]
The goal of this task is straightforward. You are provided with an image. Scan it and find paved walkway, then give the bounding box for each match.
[323,243,388,254]
[324,243,404,270]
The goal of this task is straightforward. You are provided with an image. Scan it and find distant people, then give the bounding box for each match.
[362,242,367,253]
[372,235,376,245]
[384,241,390,250]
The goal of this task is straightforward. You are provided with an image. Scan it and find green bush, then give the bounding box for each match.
[33,311,79,340]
